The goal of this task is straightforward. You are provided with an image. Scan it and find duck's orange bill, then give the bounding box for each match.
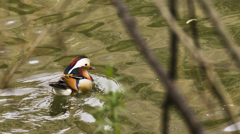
[89,66,95,70]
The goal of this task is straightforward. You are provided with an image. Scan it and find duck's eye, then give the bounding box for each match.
[85,64,87,66]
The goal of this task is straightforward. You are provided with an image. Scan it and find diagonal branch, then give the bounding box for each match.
[1,25,51,88]
[197,0,240,69]
[111,0,204,133]
[153,0,239,132]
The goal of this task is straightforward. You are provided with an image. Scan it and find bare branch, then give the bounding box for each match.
[1,25,51,88]
[111,0,204,133]
[163,0,179,133]
[186,0,200,48]
[153,0,239,132]
[197,0,240,69]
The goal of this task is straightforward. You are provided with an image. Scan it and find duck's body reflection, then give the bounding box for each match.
[49,95,71,116]
[49,92,93,116]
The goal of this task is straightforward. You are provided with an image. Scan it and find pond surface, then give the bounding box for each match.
[1,0,240,133]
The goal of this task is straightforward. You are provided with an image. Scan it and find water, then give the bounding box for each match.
[1,0,240,133]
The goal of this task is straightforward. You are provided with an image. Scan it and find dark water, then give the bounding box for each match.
[0,0,240,133]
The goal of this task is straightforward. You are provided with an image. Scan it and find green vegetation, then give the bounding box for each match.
[91,66,127,134]
[92,91,126,134]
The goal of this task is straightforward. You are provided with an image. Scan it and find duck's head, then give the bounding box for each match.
[63,56,94,75]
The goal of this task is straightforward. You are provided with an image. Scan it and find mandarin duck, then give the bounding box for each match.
[49,56,94,95]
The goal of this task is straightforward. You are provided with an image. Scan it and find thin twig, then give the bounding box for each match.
[162,95,171,134]
[197,0,240,69]
[168,0,178,80]
[1,25,51,88]
[187,0,216,121]
[162,0,178,133]
[194,4,240,130]
[153,0,239,132]
[186,0,204,92]
[111,0,204,133]
[186,0,200,48]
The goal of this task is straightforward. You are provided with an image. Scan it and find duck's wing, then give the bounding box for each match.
[50,74,90,92]
[61,75,80,92]
[49,77,68,89]
[69,75,85,80]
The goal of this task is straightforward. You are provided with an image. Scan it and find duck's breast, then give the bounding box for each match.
[78,79,92,93]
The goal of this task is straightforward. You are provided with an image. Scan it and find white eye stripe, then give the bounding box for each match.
[68,58,90,74]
